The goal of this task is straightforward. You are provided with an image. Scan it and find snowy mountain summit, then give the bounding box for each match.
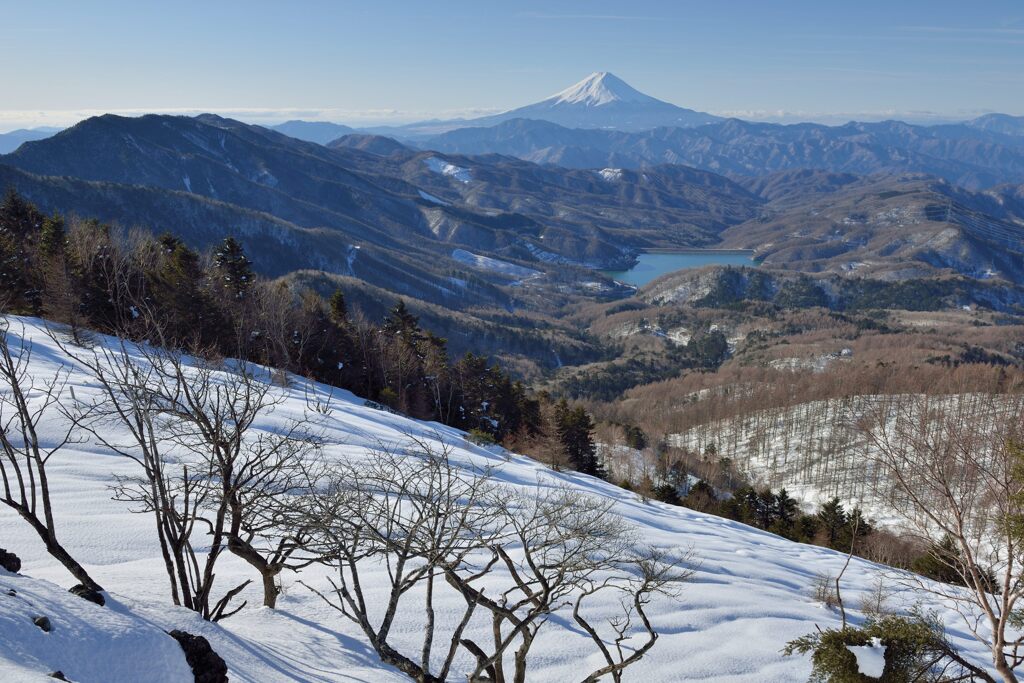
[546,71,659,107]
[446,71,721,132]
[357,71,720,136]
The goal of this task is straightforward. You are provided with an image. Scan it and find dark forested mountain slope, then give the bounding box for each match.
[1,114,763,272]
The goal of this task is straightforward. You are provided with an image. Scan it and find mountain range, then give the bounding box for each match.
[1,72,1022,328]
[0,109,1021,379]
[3,74,1023,190]
[282,74,1024,190]
[420,117,1024,190]
[2,110,1021,290]
[0,113,763,326]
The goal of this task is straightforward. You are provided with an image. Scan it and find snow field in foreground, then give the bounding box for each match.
[0,316,998,681]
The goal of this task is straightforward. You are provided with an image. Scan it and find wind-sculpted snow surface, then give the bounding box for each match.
[0,569,193,682]
[0,317,1002,681]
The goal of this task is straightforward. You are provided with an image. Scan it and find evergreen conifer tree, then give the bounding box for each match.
[818,498,848,549]
[555,402,602,477]
[0,189,45,313]
[329,289,348,324]
[213,236,253,298]
[383,300,424,345]
[39,213,66,258]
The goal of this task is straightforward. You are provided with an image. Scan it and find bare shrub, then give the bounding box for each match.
[858,575,893,617]
[299,438,500,682]
[57,330,320,617]
[811,572,839,609]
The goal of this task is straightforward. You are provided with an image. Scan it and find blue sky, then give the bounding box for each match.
[2,0,1023,131]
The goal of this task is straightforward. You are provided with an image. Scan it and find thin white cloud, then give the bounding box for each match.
[899,25,1024,35]
[0,107,505,133]
[516,12,661,20]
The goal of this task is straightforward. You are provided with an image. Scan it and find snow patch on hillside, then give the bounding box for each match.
[424,157,472,183]
[344,244,360,275]
[451,249,540,279]
[418,189,450,206]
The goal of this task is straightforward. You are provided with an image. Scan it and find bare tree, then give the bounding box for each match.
[574,547,691,683]
[859,393,1024,683]
[299,434,689,682]
[133,346,327,616]
[299,437,502,683]
[446,488,631,682]
[57,327,319,616]
[444,487,690,683]
[0,320,102,591]
[221,426,323,608]
[55,332,231,616]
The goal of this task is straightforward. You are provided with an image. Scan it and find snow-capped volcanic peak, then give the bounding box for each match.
[457,71,719,131]
[546,72,660,107]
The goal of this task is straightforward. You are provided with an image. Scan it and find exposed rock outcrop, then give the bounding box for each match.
[168,630,228,683]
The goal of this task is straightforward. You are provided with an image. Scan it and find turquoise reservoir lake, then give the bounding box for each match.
[602,250,757,287]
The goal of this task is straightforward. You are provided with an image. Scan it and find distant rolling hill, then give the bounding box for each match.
[719,171,1024,282]
[423,117,1024,190]
[0,127,61,154]
[967,113,1024,137]
[269,120,356,144]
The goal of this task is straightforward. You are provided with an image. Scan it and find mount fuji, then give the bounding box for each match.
[361,72,720,137]
[471,71,720,131]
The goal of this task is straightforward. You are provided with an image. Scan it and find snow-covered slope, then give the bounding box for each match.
[670,392,1024,529]
[0,317,999,681]
[424,156,472,183]
[0,569,193,682]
